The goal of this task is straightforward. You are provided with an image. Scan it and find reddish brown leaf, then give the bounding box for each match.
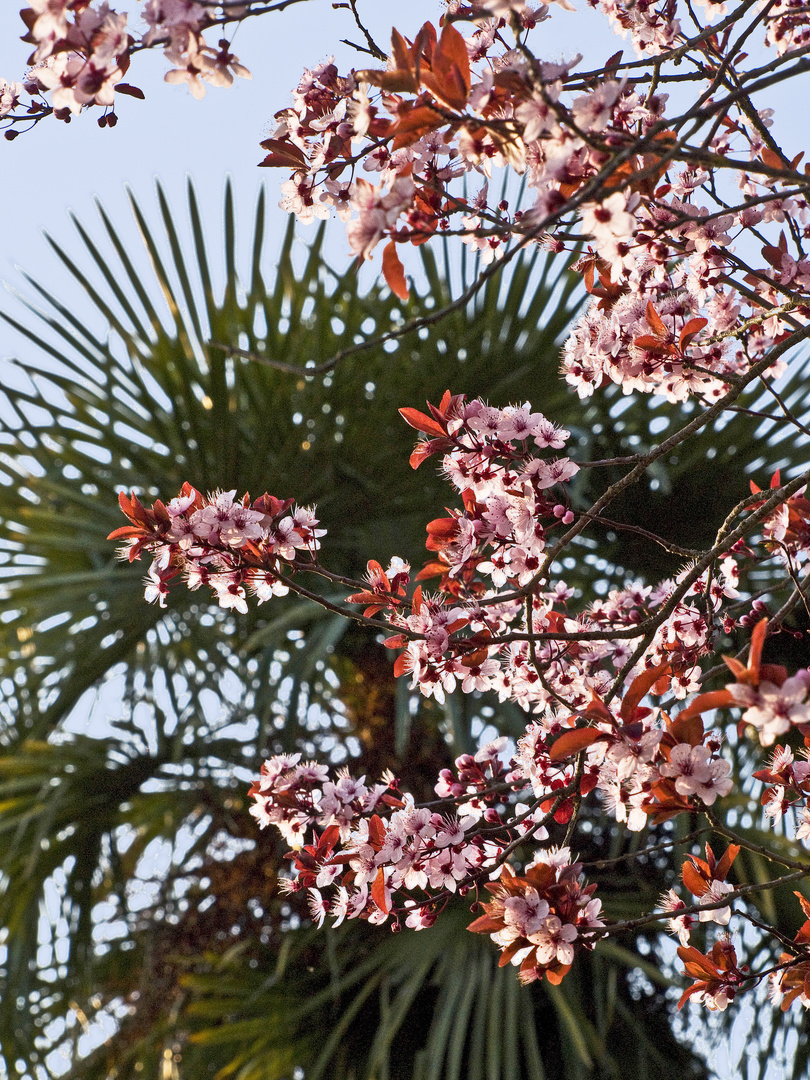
[645,301,668,339]
[682,860,708,897]
[498,940,527,967]
[602,157,639,192]
[368,815,387,851]
[383,634,407,649]
[399,407,448,438]
[415,561,448,580]
[119,489,150,525]
[676,689,734,722]
[106,525,142,541]
[760,146,787,171]
[344,591,380,605]
[666,713,704,748]
[436,23,470,92]
[544,964,570,985]
[467,913,504,935]
[382,241,409,301]
[721,655,748,680]
[583,261,596,293]
[581,771,599,796]
[416,22,438,74]
[677,944,714,970]
[408,438,451,469]
[677,983,706,1010]
[460,489,478,515]
[318,824,341,851]
[715,843,740,881]
[371,867,389,913]
[761,243,785,269]
[356,68,420,93]
[390,26,413,71]
[635,129,679,194]
[633,335,675,353]
[391,102,445,150]
[422,22,470,110]
[748,616,768,682]
[426,516,460,542]
[548,727,603,762]
[152,499,171,526]
[679,317,708,350]
[580,691,615,724]
[114,83,145,99]
[620,662,670,722]
[393,653,410,677]
[460,646,490,668]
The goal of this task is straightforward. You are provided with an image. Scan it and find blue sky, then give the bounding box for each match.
[0,0,610,345]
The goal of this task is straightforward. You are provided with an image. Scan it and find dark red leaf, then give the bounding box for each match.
[258,138,309,169]
[676,689,734,722]
[114,83,145,99]
[682,860,708,897]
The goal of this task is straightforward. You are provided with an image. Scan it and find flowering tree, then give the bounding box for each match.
[9,0,810,1055]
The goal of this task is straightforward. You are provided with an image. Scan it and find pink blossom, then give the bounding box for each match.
[346,176,415,260]
[661,889,693,945]
[660,744,732,806]
[698,880,734,926]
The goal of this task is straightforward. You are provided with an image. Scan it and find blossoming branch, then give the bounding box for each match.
[112,385,810,1008]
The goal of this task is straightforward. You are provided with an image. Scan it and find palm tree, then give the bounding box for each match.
[0,178,807,1080]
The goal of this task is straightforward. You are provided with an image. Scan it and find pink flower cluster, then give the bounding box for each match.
[763,0,810,55]
[754,744,810,835]
[729,673,810,746]
[467,848,603,985]
[247,740,604,982]
[254,4,810,403]
[21,0,131,116]
[146,0,251,103]
[338,394,742,716]
[248,741,519,928]
[590,0,682,56]
[516,702,733,835]
[5,0,250,130]
[110,483,324,614]
[116,428,810,1008]
[88,0,810,1013]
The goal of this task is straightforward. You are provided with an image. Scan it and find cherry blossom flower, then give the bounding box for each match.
[661,889,693,946]
[659,744,732,806]
[730,675,810,746]
[346,176,416,260]
[0,79,23,117]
